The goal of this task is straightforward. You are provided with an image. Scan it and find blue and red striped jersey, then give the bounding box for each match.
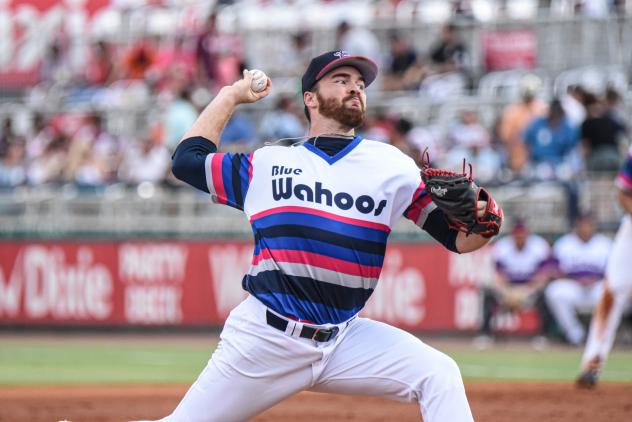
[204,137,435,324]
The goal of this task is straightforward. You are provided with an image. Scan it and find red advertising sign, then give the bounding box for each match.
[0,0,111,87]
[482,30,537,71]
[0,240,538,333]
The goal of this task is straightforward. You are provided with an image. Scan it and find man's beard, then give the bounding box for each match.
[316,92,365,128]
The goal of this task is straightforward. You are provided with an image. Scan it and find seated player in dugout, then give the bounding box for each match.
[477,219,554,346]
[162,51,503,422]
[545,213,612,346]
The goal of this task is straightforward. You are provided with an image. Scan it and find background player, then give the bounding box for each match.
[157,51,502,422]
[544,213,612,346]
[577,146,632,388]
[476,219,552,348]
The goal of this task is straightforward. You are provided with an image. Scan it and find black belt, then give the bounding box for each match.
[266,310,340,342]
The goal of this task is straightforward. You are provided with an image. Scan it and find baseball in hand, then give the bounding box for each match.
[249,69,268,93]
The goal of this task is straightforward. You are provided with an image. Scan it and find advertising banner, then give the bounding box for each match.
[0,0,111,87]
[0,240,538,333]
[482,30,537,71]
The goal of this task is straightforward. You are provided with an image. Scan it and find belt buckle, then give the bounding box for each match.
[312,326,339,342]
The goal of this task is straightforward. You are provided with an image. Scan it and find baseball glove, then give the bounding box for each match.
[420,150,503,238]
[502,286,531,311]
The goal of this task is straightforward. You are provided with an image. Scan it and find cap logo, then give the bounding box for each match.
[333,51,350,58]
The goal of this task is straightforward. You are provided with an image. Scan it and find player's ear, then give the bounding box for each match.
[304,91,317,109]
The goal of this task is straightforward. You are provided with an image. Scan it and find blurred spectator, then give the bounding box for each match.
[382,33,425,91]
[0,118,17,158]
[153,35,197,92]
[448,109,489,148]
[444,110,502,183]
[259,96,305,142]
[560,85,586,128]
[66,113,120,186]
[26,114,54,161]
[220,112,258,152]
[390,117,418,158]
[576,0,610,17]
[603,87,628,138]
[611,0,627,15]
[581,93,622,172]
[452,0,475,20]
[545,213,612,345]
[406,124,445,165]
[27,133,69,185]
[0,138,27,187]
[360,111,395,144]
[196,12,220,83]
[429,23,470,76]
[121,39,157,80]
[476,220,553,348]
[373,0,406,20]
[118,135,170,184]
[523,99,579,179]
[336,21,383,69]
[165,88,198,152]
[40,41,72,85]
[283,31,314,78]
[84,41,114,86]
[498,76,548,173]
[196,12,245,90]
[66,144,108,187]
[419,71,467,100]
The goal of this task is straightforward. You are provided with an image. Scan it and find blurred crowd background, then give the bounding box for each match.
[0,0,631,237]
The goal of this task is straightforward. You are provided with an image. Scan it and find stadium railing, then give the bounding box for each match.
[0,176,622,240]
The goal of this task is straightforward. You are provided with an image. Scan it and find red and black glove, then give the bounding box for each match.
[420,151,503,238]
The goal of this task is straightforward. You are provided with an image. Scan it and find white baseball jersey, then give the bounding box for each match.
[552,232,612,283]
[493,234,550,284]
[204,137,436,324]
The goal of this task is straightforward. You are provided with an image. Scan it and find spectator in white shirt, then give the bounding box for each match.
[118,135,170,184]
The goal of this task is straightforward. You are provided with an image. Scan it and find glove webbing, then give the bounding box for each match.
[420,148,474,181]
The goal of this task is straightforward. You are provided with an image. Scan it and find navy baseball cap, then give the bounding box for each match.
[301,50,378,94]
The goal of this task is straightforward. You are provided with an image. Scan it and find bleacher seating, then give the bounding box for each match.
[1,3,631,239]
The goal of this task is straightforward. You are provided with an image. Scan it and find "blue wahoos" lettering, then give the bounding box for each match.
[272,177,387,216]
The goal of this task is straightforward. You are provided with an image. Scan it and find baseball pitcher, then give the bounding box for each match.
[151,51,503,421]
[577,145,632,388]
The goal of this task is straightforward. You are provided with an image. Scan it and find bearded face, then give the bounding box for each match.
[315,90,365,128]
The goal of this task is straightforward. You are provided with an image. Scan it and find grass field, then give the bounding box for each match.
[1,334,631,385]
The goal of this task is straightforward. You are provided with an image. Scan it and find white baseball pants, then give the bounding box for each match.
[154,295,473,422]
[582,216,632,368]
[545,278,602,345]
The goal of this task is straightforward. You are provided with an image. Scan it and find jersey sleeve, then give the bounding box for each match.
[403,178,437,228]
[171,136,217,193]
[205,152,254,211]
[616,147,632,193]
